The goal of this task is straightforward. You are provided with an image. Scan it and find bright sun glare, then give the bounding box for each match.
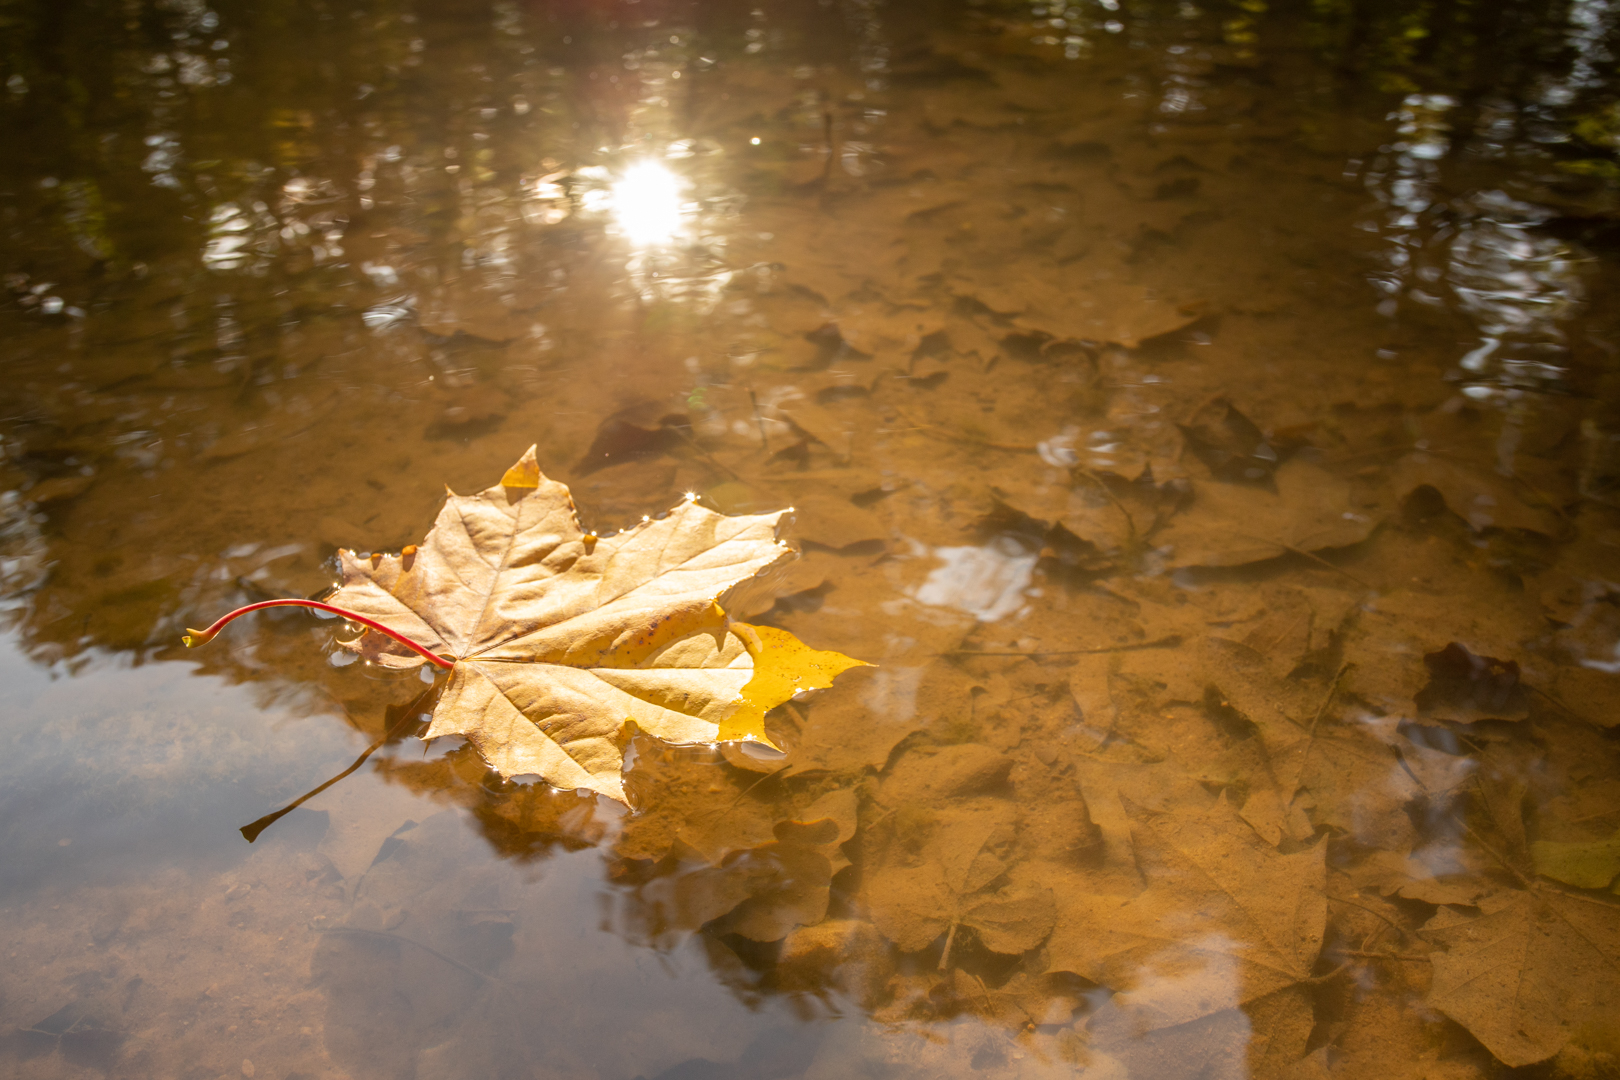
[610,160,684,247]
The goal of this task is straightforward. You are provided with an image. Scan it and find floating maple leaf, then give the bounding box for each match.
[186,447,867,803]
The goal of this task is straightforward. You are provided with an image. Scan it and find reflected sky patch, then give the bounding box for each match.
[913,538,1036,623]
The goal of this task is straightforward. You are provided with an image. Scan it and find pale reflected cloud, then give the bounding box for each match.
[1113,933,1246,1033]
[1083,931,1256,1076]
[141,133,183,190]
[913,538,1036,622]
[361,299,414,332]
[1447,194,1582,395]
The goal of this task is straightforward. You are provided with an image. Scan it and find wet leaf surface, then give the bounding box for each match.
[319,447,865,802]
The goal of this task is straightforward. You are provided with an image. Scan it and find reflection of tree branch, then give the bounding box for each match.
[724,762,794,811]
[1461,814,1534,889]
[1526,681,1584,720]
[662,418,743,482]
[820,93,836,185]
[965,970,996,1015]
[239,682,436,843]
[1328,949,1430,963]
[1254,607,1311,658]
[1325,891,1411,939]
[1287,664,1351,818]
[1072,468,1139,541]
[893,410,1039,453]
[1298,961,1352,986]
[749,388,770,454]
[945,634,1181,658]
[938,920,959,971]
[1287,661,1350,735]
[1222,530,1375,590]
[311,925,503,985]
[1327,443,1575,537]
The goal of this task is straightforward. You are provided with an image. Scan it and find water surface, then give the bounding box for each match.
[3,1,1620,1077]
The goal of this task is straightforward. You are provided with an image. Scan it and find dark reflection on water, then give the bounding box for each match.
[3,0,1620,1077]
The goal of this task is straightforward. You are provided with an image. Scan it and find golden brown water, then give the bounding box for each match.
[2,0,1620,1077]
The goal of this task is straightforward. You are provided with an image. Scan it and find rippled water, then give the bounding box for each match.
[3,1,1620,1077]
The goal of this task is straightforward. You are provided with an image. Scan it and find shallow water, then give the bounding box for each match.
[3,0,1620,1077]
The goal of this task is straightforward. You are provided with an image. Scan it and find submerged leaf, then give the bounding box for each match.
[1530,828,1620,890]
[951,261,1204,349]
[1422,889,1620,1067]
[1178,400,1285,487]
[1415,641,1529,723]
[1046,795,1326,1032]
[865,801,1055,958]
[1154,461,1376,569]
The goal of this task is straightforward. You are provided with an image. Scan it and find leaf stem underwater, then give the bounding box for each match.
[182,599,456,669]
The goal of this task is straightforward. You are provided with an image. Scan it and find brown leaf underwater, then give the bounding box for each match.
[1422,889,1620,1067]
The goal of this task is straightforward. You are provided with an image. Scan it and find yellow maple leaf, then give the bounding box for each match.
[188,446,867,803]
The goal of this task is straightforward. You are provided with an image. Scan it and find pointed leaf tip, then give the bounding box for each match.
[501,446,542,489]
[718,623,870,743]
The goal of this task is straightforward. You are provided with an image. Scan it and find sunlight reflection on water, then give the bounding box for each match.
[610,159,687,248]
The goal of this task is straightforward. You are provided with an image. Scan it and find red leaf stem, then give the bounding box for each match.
[182,599,455,670]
